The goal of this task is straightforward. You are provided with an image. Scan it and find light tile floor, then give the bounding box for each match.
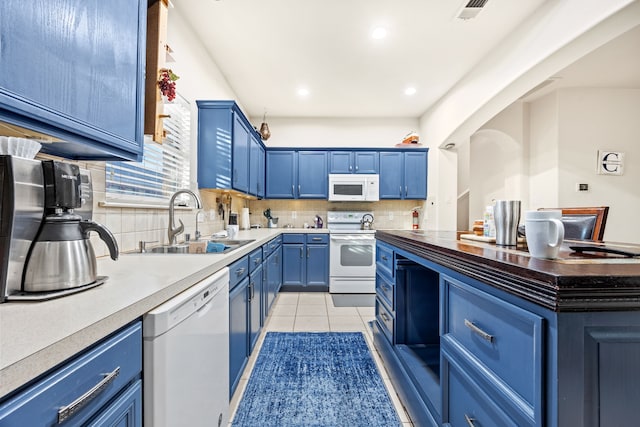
[229,292,414,426]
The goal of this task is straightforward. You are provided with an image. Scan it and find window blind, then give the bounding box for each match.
[106,95,191,205]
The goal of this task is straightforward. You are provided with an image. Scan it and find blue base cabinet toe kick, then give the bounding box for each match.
[374,236,640,427]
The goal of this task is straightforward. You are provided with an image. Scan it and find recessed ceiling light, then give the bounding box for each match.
[297,87,310,97]
[371,27,387,40]
[405,87,417,96]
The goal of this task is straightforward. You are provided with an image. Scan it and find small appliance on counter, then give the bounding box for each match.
[0,155,118,302]
[263,208,279,228]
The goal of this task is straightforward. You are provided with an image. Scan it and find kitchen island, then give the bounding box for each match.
[374,230,640,427]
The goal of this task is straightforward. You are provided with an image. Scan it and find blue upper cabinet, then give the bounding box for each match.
[197,100,266,197]
[0,0,146,161]
[404,151,427,199]
[379,152,404,199]
[379,150,428,199]
[329,151,378,174]
[232,115,250,194]
[266,150,327,199]
[249,137,265,198]
[298,151,327,198]
[266,151,296,198]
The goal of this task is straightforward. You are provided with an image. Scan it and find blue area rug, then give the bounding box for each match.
[232,332,402,427]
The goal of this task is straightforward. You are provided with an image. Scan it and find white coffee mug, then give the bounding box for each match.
[525,210,565,259]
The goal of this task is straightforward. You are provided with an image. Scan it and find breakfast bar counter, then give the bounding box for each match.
[376,229,640,312]
[373,229,640,427]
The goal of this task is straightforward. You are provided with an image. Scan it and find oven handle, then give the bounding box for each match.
[330,235,376,241]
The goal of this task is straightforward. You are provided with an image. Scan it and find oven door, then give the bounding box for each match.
[329,234,376,278]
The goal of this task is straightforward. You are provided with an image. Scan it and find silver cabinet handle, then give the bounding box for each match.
[355,165,359,171]
[236,267,246,277]
[464,319,494,343]
[464,414,476,426]
[298,184,301,194]
[254,258,261,265]
[312,237,322,241]
[399,186,402,196]
[249,282,255,300]
[381,255,388,261]
[405,185,408,196]
[291,185,294,195]
[349,165,352,171]
[58,367,120,423]
[300,247,304,258]
[380,312,389,321]
[307,247,310,258]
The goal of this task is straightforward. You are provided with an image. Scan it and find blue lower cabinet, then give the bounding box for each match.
[282,234,329,290]
[249,265,263,353]
[0,322,142,426]
[229,275,249,397]
[87,380,142,427]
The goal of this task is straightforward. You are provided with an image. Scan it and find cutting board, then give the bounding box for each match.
[459,234,496,243]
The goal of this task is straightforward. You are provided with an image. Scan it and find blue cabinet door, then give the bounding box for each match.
[249,265,263,352]
[329,151,354,173]
[229,277,249,397]
[248,134,263,197]
[379,152,404,199]
[306,244,329,287]
[354,151,379,174]
[298,151,328,198]
[266,151,296,198]
[257,144,266,198]
[265,246,282,314]
[87,380,142,427]
[404,151,427,199]
[232,114,250,194]
[0,0,146,161]
[283,244,306,286]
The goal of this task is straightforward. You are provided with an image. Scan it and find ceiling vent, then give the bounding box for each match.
[456,0,490,20]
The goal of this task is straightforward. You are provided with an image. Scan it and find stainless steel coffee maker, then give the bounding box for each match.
[0,155,118,302]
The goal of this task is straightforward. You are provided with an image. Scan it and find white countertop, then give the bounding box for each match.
[0,228,329,398]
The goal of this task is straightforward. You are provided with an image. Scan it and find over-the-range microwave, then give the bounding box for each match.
[328,174,379,201]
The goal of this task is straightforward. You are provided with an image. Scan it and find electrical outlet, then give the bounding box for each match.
[388,212,394,220]
[209,209,216,220]
[196,212,205,223]
[292,211,297,219]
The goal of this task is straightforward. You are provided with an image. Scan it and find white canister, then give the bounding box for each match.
[240,208,250,230]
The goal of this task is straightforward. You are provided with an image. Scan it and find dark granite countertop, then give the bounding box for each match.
[376,230,640,312]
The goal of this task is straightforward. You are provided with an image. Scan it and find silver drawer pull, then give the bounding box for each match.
[236,267,246,277]
[58,367,120,423]
[312,237,322,241]
[380,312,389,321]
[381,255,388,261]
[464,414,476,426]
[464,319,494,343]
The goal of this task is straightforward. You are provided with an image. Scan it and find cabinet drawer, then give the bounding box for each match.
[442,276,543,416]
[375,272,394,311]
[0,322,142,426]
[444,354,518,427]
[249,248,263,272]
[263,236,281,257]
[306,234,328,244]
[376,243,394,278]
[229,256,249,290]
[375,297,394,343]
[283,233,304,244]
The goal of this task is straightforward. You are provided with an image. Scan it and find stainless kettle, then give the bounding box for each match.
[23,214,119,292]
[361,214,374,230]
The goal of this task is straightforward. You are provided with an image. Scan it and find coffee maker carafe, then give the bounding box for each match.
[23,161,118,293]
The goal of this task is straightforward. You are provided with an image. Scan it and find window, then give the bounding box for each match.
[106,95,191,204]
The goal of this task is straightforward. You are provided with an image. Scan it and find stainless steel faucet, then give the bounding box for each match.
[168,189,203,245]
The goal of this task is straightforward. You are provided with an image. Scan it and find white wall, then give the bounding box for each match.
[529,92,560,210]
[556,88,640,242]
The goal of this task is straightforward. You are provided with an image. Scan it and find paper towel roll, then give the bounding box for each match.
[240,208,250,230]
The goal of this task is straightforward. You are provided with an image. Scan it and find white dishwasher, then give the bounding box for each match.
[143,267,229,427]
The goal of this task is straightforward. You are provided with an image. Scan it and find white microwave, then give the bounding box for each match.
[328,174,379,201]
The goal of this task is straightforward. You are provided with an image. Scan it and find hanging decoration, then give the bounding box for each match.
[158,68,180,102]
[259,109,271,140]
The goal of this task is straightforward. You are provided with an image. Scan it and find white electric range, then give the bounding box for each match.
[327,211,376,294]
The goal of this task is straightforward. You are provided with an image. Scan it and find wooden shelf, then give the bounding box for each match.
[144,0,169,143]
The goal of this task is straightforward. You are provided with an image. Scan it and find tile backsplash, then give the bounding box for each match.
[77,162,425,257]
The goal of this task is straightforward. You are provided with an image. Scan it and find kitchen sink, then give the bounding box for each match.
[147,239,255,254]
